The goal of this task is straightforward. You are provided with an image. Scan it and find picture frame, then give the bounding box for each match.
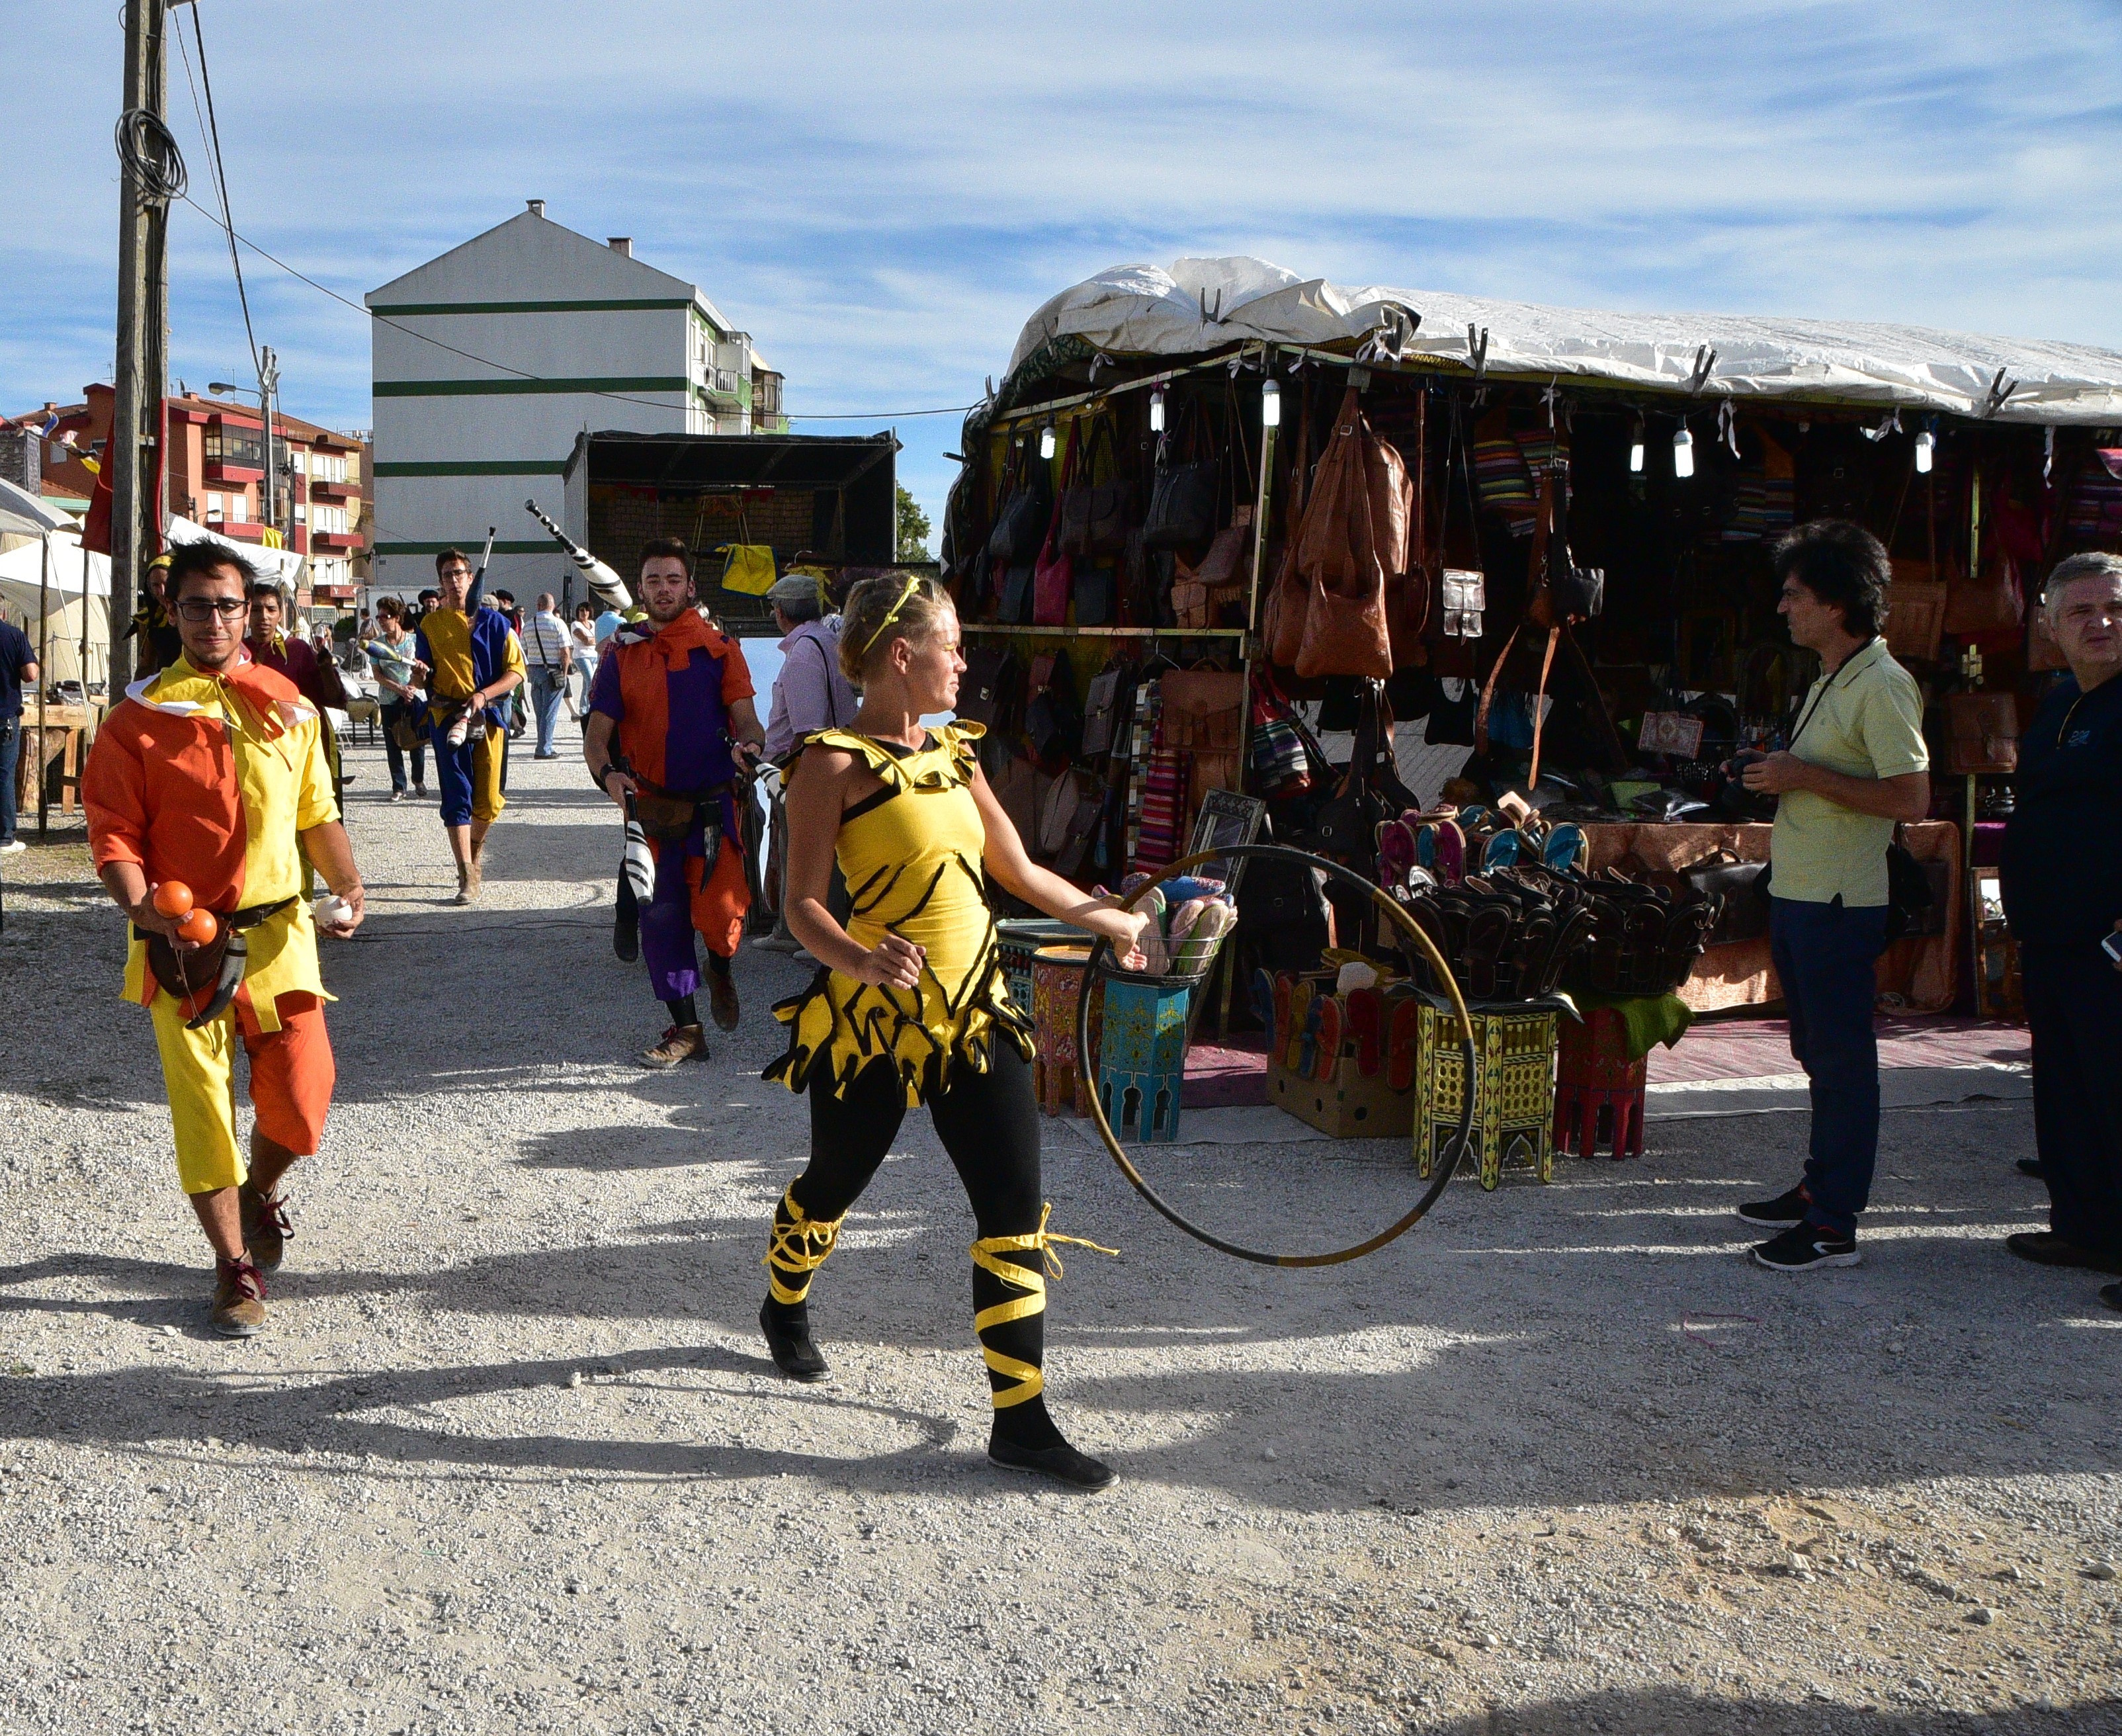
[1188,789,1267,895]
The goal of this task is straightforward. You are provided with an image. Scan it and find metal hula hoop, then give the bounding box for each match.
[1073,842,1479,1268]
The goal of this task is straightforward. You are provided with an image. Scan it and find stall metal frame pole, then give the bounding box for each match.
[36,534,50,839]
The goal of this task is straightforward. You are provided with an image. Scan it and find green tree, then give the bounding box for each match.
[896,484,933,562]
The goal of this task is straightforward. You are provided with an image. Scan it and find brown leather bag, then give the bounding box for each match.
[1293,386,1392,679]
[1947,692,2020,773]
[1943,552,2023,637]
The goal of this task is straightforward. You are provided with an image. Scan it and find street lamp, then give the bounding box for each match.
[209,344,280,541]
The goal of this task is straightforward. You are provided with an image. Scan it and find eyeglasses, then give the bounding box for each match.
[174,599,249,623]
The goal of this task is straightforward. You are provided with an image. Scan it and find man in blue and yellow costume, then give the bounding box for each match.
[759,572,1149,1491]
[415,547,525,903]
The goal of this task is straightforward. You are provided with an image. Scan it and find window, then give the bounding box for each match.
[294,501,307,523]
[230,494,248,523]
[291,450,308,476]
[314,503,347,534]
[205,492,224,521]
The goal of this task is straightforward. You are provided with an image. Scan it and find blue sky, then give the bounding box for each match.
[5,1,2119,544]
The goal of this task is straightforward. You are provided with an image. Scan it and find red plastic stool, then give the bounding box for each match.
[1553,1005,1647,1160]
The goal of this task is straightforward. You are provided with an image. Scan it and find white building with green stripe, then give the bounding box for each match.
[364,200,785,598]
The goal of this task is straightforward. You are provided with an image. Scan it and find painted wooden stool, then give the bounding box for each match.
[1031,945,1101,1117]
[1552,1004,1647,1160]
[1096,973,1195,1142]
[1415,1003,1559,1189]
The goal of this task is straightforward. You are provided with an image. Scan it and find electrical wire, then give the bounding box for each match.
[113,108,186,207]
[183,7,261,383]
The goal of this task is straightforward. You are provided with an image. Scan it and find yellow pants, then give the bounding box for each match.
[149,990,335,1194]
[471,723,505,825]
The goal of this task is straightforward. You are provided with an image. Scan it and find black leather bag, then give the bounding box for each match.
[1885,838,1938,941]
[1552,558,1605,620]
[956,646,1019,730]
[1058,419,1136,559]
[1682,849,1771,945]
[1142,406,1218,551]
[986,437,1050,566]
[1076,562,1117,627]
[997,560,1036,626]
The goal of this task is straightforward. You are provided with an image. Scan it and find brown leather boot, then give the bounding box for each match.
[239,1184,292,1272]
[641,1023,709,1068]
[211,1256,267,1337]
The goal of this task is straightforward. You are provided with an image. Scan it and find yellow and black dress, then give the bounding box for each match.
[753,723,1113,1485]
[763,722,1033,1106]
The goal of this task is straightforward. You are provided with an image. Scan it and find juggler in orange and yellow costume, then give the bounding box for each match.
[83,656,339,1201]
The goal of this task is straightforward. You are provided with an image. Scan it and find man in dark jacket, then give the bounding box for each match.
[1999,552,2122,1312]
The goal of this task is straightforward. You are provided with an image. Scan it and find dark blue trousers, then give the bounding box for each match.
[2023,946,2122,1260]
[1770,895,1889,1238]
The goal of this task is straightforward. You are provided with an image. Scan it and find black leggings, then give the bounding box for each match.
[785,1043,1062,1444]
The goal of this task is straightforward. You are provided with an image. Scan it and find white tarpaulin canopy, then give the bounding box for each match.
[0,532,111,689]
[0,476,75,538]
[1007,257,2122,425]
[165,515,308,587]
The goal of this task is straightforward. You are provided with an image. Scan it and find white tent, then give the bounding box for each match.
[1006,257,2122,424]
[0,531,111,692]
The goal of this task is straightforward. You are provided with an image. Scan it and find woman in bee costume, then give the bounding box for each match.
[759,572,1148,1490]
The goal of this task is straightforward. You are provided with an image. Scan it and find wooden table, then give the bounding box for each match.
[16,703,93,826]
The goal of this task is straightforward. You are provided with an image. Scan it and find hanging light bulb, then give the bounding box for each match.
[1148,386,1166,434]
[1039,423,1056,460]
[1672,423,1695,480]
[1914,425,1935,474]
[1260,378,1281,429]
[1628,416,1645,474]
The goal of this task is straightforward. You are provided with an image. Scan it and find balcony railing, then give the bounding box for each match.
[312,530,366,552]
[204,457,264,485]
[310,477,359,502]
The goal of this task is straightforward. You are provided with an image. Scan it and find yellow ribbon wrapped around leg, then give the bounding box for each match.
[968,1203,1119,1409]
[763,1186,846,1306]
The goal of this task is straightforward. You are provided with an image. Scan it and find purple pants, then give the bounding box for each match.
[640,840,702,1004]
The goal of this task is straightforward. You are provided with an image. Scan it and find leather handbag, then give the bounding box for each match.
[986,433,1050,566]
[1293,386,1392,680]
[1944,550,2023,637]
[1076,562,1118,627]
[956,645,1018,729]
[1031,423,1078,627]
[1947,692,2019,774]
[1681,847,1771,945]
[997,558,1036,625]
[1142,402,1218,550]
[1059,417,1136,558]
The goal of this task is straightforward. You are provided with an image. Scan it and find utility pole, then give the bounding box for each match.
[111,0,171,693]
[259,344,280,544]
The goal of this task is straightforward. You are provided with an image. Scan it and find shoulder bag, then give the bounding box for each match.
[1142,400,1219,551]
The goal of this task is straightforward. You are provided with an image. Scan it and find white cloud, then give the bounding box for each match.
[5,1,2119,533]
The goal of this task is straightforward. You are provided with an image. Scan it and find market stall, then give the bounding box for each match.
[939,259,2122,1150]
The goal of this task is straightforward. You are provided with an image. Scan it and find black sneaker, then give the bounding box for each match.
[1752,1223,1861,1272]
[1736,1186,1810,1229]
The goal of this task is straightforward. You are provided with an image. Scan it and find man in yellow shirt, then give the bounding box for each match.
[82,542,366,1336]
[1738,519,1930,1272]
[414,548,525,902]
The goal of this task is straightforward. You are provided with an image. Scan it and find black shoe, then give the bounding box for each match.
[1736,1186,1810,1229]
[1752,1223,1861,1272]
[2005,1232,2122,1276]
[2100,1283,2122,1315]
[988,1433,1117,1491]
[2017,1158,2046,1180]
[759,1297,829,1381]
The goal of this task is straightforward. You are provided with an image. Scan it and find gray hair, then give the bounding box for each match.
[2044,552,2122,617]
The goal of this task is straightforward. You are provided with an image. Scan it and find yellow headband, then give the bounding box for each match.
[859,573,925,656]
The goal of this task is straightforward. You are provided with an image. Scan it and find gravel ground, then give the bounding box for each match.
[1,733,2118,1735]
